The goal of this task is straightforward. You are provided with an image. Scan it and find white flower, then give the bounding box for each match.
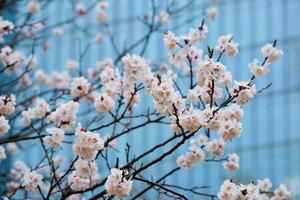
[232,80,257,105]
[0,94,16,115]
[96,1,109,10]
[20,73,32,87]
[22,171,43,191]
[190,135,208,148]
[156,11,169,24]
[206,138,225,156]
[257,178,272,192]
[164,31,179,50]
[225,42,239,57]
[43,127,65,148]
[100,67,121,97]
[26,54,37,69]
[6,143,18,154]
[35,69,48,83]
[206,7,218,20]
[223,153,239,170]
[0,145,6,161]
[218,119,242,141]
[48,71,70,89]
[23,21,44,37]
[219,71,232,86]
[74,159,98,179]
[249,59,270,76]
[122,54,150,83]
[73,126,104,161]
[10,160,29,182]
[103,135,118,149]
[94,93,115,113]
[6,181,20,194]
[21,98,50,125]
[187,24,209,44]
[105,168,133,198]
[212,62,226,76]
[27,1,40,13]
[52,28,64,37]
[223,103,244,122]
[0,18,14,35]
[68,171,90,191]
[216,34,232,53]
[97,57,114,69]
[0,46,24,72]
[48,100,79,128]
[0,116,10,136]
[148,75,185,116]
[177,147,205,169]
[179,109,204,132]
[66,60,79,71]
[94,33,104,44]
[95,1,109,23]
[70,77,91,98]
[75,3,87,16]
[34,98,50,118]
[261,43,283,64]
[274,184,292,200]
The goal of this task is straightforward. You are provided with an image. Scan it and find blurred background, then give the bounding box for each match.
[3,0,300,199]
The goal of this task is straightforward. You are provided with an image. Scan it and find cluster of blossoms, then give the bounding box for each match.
[95,1,109,23]
[161,19,282,177]
[98,58,121,96]
[0,94,16,115]
[218,179,292,200]
[7,161,29,194]
[68,125,104,190]
[222,153,239,170]
[47,100,79,128]
[249,43,283,77]
[121,54,152,107]
[70,76,91,98]
[68,158,99,191]
[22,171,43,191]
[0,17,14,42]
[105,168,133,198]
[94,92,115,113]
[0,94,15,156]
[22,21,45,38]
[216,34,239,57]
[47,71,70,89]
[21,98,50,125]
[0,116,10,136]
[148,73,185,116]
[174,103,243,168]
[0,46,24,72]
[91,58,122,113]
[176,141,206,169]
[164,23,208,71]
[72,126,104,161]
[43,127,65,148]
